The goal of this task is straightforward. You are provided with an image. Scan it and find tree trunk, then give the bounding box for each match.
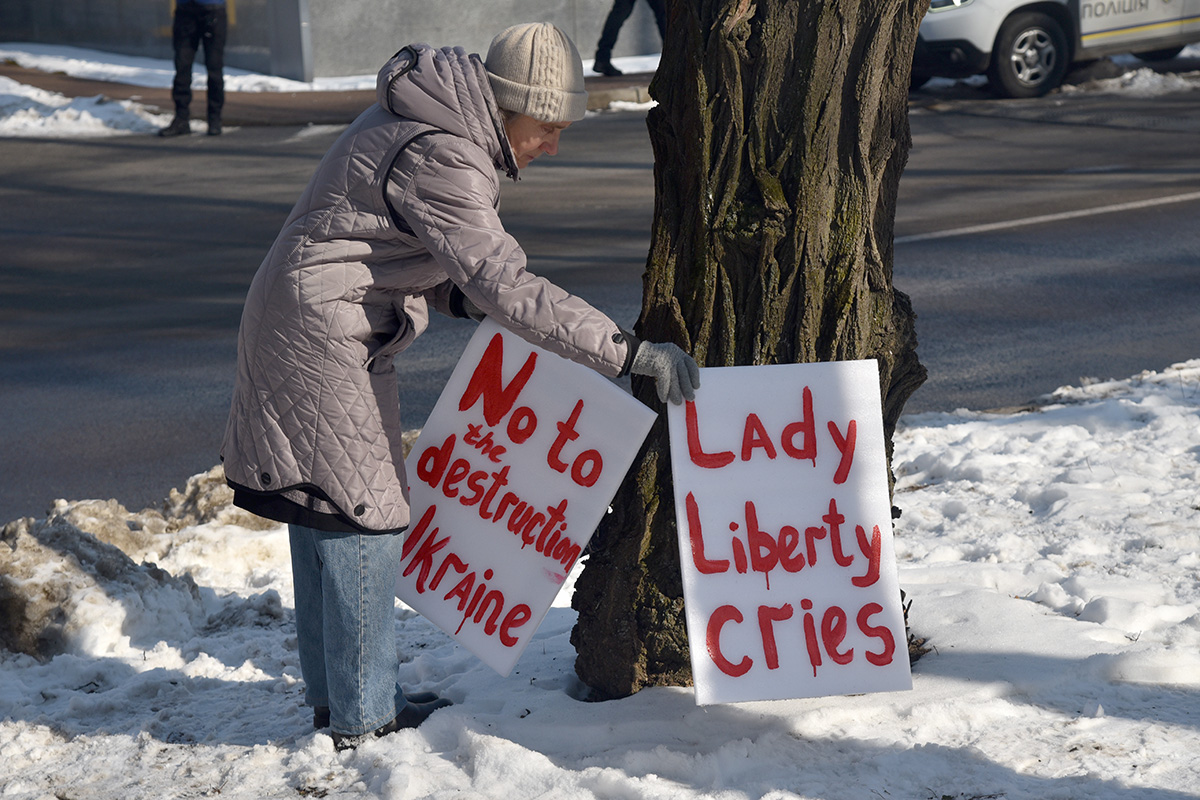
[571,0,928,699]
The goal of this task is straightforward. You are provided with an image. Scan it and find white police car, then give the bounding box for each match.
[913,0,1200,97]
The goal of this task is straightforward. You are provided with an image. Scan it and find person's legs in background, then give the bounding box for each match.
[200,4,227,135]
[646,0,667,41]
[160,3,201,136]
[593,0,637,76]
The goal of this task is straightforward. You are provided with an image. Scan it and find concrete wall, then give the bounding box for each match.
[0,0,663,80]
[0,1,276,74]
[308,0,663,77]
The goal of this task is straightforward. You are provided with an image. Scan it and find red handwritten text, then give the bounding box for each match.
[399,504,534,647]
[705,597,896,679]
[685,391,858,483]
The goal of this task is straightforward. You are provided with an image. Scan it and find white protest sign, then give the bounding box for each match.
[667,361,911,705]
[397,319,656,676]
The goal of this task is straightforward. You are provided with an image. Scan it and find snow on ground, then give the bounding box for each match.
[0,74,172,137]
[2,360,1199,800]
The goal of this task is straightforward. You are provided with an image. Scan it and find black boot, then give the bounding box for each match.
[593,58,623,77]
[158,116,191,137]
[403,690,440,705]
[207,115,222,136]
[312,691,440,731]
[330,697,453,751]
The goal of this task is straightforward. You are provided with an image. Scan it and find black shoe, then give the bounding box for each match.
[593,59,623,77]
[404,690,440,705]
[330,697,453,751]
[158,116,191,137]
[312,691,439,731]
[207,118,222,136]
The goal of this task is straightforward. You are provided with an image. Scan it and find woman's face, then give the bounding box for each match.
[503,114,572,169]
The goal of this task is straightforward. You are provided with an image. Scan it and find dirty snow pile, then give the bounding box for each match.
[0,74,171,137]
[2,360,1198,800]
[1062,50,1200,96]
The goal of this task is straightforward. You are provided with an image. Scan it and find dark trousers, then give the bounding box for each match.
[595,0,667,62]
[171,2,227,121]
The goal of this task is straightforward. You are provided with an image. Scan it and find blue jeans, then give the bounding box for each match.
[289,524,408,735]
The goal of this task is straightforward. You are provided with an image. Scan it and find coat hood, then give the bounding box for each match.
[377,44,518,179]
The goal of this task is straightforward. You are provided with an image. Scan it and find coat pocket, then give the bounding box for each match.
[363,294,430,374]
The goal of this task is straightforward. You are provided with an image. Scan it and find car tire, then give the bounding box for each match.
[1134,45,1184,62]
[987,12,1069,98]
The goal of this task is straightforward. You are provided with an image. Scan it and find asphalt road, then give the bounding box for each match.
[2,88,1198,523]
[896,88,1200,413]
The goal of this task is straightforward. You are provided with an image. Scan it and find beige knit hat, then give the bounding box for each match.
[484,22,588,122]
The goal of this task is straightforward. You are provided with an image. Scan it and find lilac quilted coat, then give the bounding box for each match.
[221,44,632,533]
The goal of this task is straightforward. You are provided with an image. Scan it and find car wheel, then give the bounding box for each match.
[1134,45,1184,62]
[987,12,1069,98]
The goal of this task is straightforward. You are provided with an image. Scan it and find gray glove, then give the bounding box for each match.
[461,295,487,322]
[630,341,701,405]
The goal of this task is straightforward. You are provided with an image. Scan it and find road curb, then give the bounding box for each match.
[584,71,656,110]
[0,61,654,124]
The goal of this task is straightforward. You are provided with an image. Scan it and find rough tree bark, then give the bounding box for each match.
[570,0,929,699]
